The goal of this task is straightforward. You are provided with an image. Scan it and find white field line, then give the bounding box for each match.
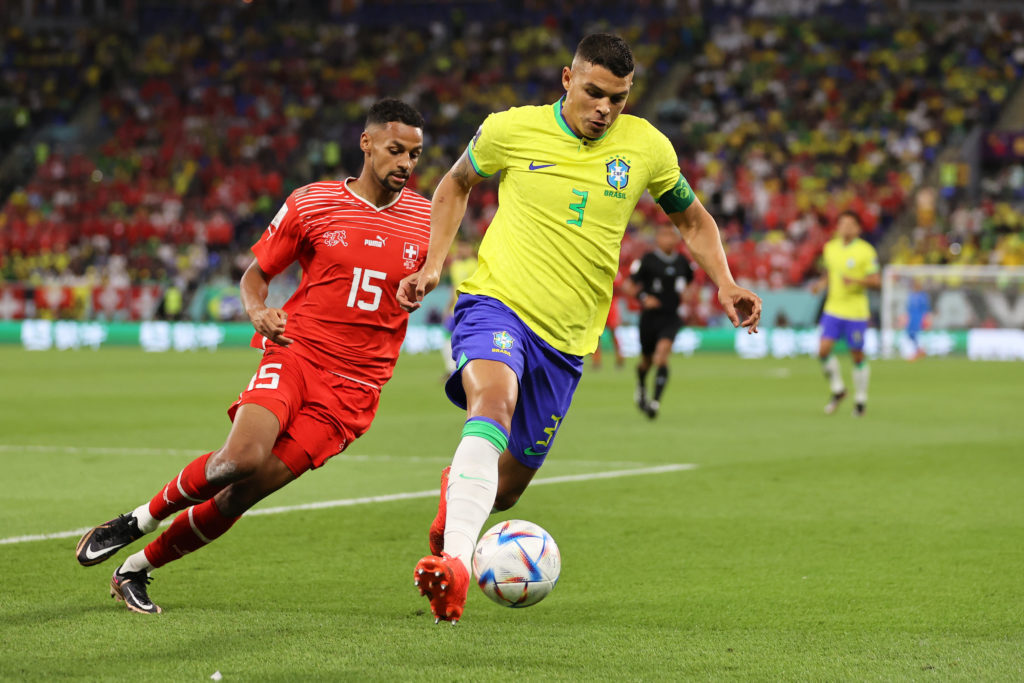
[0,444,651,469]
[0,464,696,546]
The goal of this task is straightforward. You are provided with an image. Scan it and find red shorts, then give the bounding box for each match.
[605,296,622,329]
[228,345,380,477]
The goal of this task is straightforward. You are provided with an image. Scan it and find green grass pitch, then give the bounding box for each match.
[0,347,1021,681]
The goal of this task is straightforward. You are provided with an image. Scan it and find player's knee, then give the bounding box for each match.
[467,394,516,430]
[208,442,270,484]
[463,367,518,427]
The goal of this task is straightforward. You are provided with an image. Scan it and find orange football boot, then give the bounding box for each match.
[414,551,469,624]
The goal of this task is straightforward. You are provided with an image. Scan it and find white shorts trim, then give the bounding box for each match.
[328,372,381,391]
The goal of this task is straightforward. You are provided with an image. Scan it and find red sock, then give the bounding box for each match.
[148,452,225,520]
[143,498,239,568]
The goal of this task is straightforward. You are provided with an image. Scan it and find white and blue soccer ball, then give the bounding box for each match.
[473,519,561,608]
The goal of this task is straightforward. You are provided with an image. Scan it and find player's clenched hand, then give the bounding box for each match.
[719,284,762,334]
[249,306,293,346]
[397,268,440,313]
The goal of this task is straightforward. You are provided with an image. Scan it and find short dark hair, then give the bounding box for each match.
[366,98,425,129]
[574,33,634,77]
[838,210,863,227]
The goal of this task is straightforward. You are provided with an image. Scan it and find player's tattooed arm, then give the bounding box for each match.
[450,153,476,191]
[398,151,484,312]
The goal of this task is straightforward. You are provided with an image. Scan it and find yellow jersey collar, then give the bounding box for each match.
[553,96,611,143]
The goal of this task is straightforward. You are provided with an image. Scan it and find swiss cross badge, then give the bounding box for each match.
[403,242,421,270]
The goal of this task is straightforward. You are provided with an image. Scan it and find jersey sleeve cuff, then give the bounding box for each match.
[466,146,494,178]
[250,247,282,279]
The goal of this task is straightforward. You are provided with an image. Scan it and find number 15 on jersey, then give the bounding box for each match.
[347,267,386,312]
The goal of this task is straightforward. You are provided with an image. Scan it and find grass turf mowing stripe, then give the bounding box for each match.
[0,463,696,546]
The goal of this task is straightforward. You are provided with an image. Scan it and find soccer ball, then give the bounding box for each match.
[473,519,561,608]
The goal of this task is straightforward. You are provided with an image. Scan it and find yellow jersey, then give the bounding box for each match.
[447,256,477,315]
[822,237,879,320]
[459,98,693,355]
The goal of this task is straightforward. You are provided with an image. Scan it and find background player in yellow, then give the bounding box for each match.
[441,237,478,375]
[398,33,762,623]
[812,211,880,416]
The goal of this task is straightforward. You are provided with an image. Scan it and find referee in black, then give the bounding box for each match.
[628,224,694,419]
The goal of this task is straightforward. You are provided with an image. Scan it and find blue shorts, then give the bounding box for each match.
[820,313,868,351]
[445,294,584,469]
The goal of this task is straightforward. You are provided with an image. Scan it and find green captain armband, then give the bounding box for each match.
[656,173,696,214]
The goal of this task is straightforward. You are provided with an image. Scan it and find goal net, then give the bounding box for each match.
[879,265,1024,360]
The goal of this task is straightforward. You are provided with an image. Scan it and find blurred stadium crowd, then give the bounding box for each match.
[0,0,1022,322]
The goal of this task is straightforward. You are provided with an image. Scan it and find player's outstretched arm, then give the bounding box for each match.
[843,272,882,289]
[241,260,293,346]
[398,151,485,312]
[669,200,762,333]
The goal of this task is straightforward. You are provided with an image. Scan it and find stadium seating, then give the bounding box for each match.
[653,6,1023,286]
[890,137,1024,267]
[1,0,1021,320]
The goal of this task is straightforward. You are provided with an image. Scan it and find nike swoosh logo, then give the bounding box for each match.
[523,447,547,457]
[126,586,155,610]
[529,162,556,170]
[84,541,125,560]
[458,473,496,483]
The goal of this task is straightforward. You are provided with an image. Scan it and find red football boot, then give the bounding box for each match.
[428,466,450,556]
[414,552,469,624]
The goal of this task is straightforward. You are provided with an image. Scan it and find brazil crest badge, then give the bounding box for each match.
[605,157,630,191]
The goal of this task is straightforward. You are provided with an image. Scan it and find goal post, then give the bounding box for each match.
[880,264,1024,359]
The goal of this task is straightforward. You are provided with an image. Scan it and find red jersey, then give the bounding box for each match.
[251,179,431,387]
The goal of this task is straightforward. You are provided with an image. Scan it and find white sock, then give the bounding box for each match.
[822,355,845,394]
[853,362,870,404]
[444,433,502,578]
[132,502,159,534]
[120,549,153,574]
[442,340,457,374]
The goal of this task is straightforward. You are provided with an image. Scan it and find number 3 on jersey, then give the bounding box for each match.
[567,188,588,227]
[347,267,386,311]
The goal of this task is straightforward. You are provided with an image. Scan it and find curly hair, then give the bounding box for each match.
[366,98,425,129]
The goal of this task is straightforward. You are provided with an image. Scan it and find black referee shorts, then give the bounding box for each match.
[638,311,681,357]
